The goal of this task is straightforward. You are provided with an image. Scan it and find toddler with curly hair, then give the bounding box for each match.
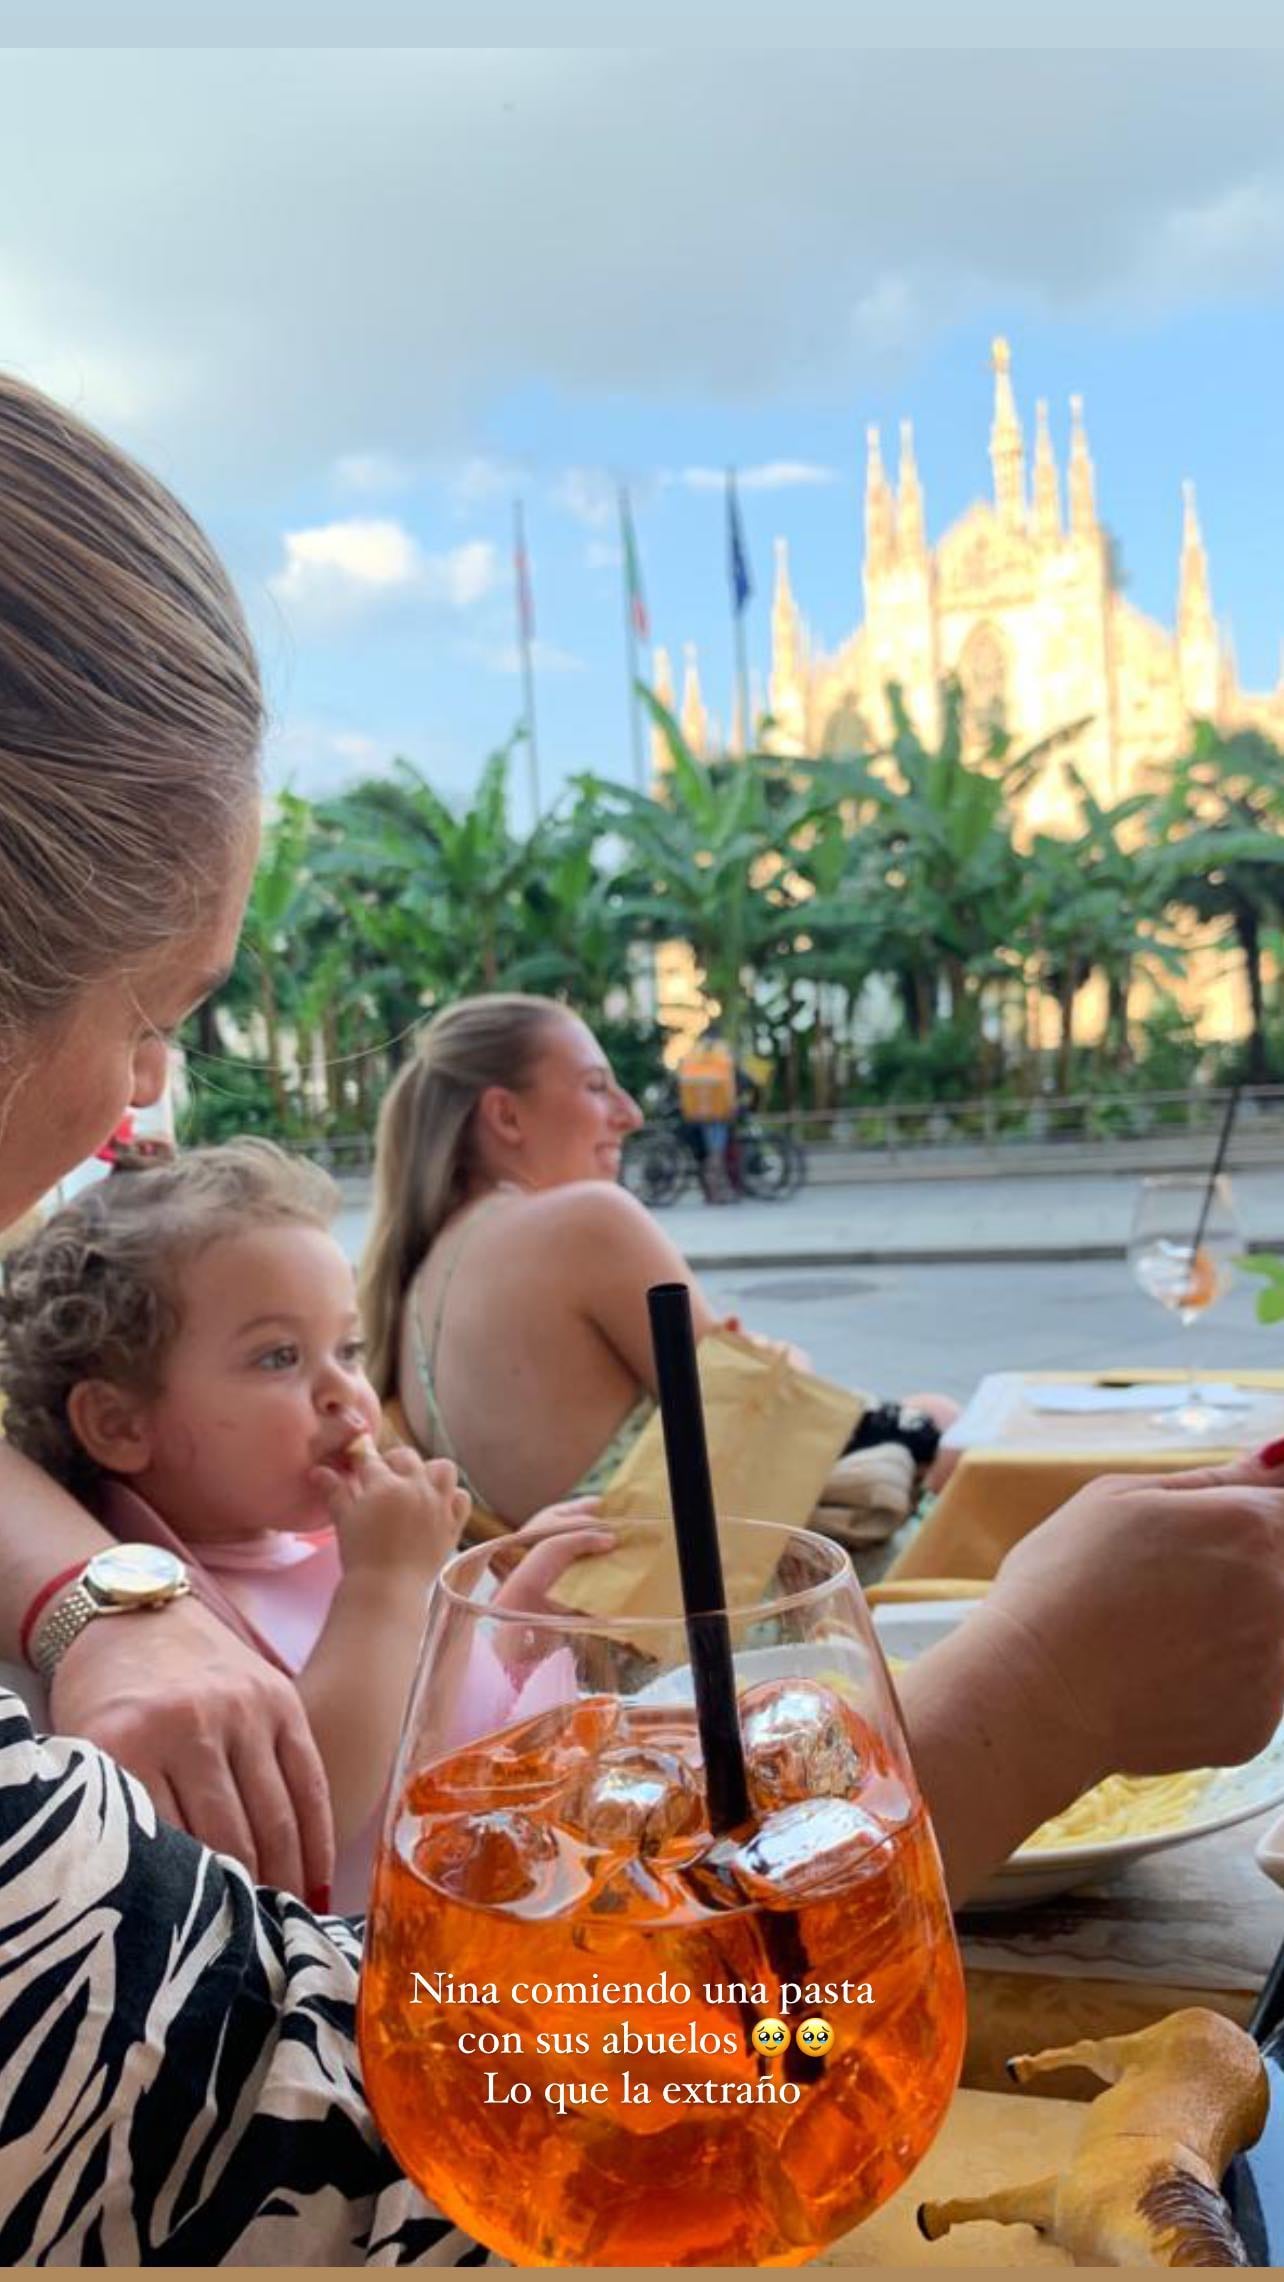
[0,1140,602,1909]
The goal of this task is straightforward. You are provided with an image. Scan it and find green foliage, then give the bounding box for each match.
[1132,1000,1205,1094]
[1238,1254,1284,1326]
[1210,1025,1284,1088]
[177,1055,286,1146]
[861,1022,983,1105]
[182,694,1284,1140]
[1153,722,1284,1081]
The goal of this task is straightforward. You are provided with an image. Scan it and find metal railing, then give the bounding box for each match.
[290,1086,1284,1187]
[730,1086,1284,1183]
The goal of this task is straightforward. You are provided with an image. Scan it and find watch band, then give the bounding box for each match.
[31,1581,107,1684]
[30,1565,191,1685]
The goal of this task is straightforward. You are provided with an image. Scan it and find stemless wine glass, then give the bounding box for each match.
[1127,1172,1244,1435]
[359,1516,965,2268]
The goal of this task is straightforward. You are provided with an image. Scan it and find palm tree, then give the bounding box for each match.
[1153,724,1284,1081]
[1017,768,1179,1087]
[585,691,869,1046]
[851,680,1064,1044]
[321,742,539,1002]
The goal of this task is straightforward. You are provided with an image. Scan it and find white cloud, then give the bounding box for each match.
[848,273,928,360]
[426,538,501,608]
[332,450,417,496]
[2,52,1284,489]
[265,718,389,796]
[1139,177,1284,305]
[678,461,839,493]
[268,519,499,633]
[450,454,519,506]
[551,466,616,529]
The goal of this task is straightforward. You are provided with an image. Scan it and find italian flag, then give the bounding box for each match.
[620,486,649,642]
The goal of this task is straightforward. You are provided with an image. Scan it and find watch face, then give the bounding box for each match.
[85,1543,186,1607]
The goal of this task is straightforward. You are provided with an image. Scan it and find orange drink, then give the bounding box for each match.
[359,1520,965,2266]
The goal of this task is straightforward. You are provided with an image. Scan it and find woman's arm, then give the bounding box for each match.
[0,1688,470,2265]
[0,1441,334,1896]
[0,1441,114,1653]
[899,1452,1284,1906]
[551,1184,724,1393]
[897,1599,1100,1907]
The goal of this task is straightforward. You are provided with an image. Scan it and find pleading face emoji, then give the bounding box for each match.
[750,2017,792,2058]
[797,2015,835,2058]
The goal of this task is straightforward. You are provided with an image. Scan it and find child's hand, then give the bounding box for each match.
[493,1497,615,1618]
[311,1442,471,1586]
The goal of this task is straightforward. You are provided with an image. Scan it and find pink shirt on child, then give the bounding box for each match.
[96,1481,576,1915]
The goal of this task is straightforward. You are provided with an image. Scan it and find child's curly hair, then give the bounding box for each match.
[0,1139,339,1498]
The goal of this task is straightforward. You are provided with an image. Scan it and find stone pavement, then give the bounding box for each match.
[334,1165,1284,1271]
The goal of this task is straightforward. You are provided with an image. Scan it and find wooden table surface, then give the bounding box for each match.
[824,1819,1284,2262]
[821,2087,1079,2266]
[957,1809,1284,2094]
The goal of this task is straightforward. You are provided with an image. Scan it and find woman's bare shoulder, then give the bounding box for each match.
[433,1186,683,1294]
[523,1182,664,1240]
[482,1183,678,1271]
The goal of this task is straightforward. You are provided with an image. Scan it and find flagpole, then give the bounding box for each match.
[513,498,541,823]
[618,483,647,794]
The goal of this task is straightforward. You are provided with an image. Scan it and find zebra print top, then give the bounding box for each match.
[0,1689,480,2266]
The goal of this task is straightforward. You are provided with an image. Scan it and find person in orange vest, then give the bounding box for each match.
[677,1022,739,1203]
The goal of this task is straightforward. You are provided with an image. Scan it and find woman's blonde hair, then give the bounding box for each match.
[0,1140,338,1497]
[359,993,568,1397]
[0,373,262,1057]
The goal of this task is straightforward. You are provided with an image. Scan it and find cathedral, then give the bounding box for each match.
[654,339,1284,838]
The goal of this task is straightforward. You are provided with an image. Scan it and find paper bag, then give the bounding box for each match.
[556,1328,861,1623]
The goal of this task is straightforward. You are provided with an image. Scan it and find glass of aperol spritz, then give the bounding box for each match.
[359,1516,965,2267]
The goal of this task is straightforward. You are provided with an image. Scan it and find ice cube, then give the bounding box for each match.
[413,1809,556,1906]
[740,1679,864,1813]
[563,1745,703,1856]
[727,1797,889,1903]
[407,1696,618,1815]
[588,1855,673,1917]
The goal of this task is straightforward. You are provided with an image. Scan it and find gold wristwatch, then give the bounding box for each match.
[31,1544,191,1683]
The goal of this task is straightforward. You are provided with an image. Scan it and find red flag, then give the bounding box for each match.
[514,500,535,642]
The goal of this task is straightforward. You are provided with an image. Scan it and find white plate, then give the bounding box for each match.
[874,1602,1284,1906]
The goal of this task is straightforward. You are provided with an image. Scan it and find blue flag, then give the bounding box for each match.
[726,470,752,615]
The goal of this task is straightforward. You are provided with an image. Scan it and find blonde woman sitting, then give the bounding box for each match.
[360,994,957,1546]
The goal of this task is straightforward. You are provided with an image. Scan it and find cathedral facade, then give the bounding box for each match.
[655,340,1284,842]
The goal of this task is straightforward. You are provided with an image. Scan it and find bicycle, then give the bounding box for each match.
[621,1112,806,1207]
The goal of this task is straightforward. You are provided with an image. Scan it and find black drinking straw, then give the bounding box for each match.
[1191,1085,1242,1263]
[647,1282,752,1837]
[1250,1933,1284,2047]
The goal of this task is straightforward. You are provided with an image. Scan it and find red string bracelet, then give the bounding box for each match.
[18,1561,85,1665]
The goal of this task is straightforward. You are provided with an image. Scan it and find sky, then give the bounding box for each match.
[5,47,1284,815]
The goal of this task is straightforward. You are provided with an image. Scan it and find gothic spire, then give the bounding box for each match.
[1032,398,1061,546]
[863,423,895,575]
[1067,394,1098,537]
[897,418,926,558]
[1178,479,1213,631]
[649,646,675,787]
[1177,480,1219,716]
[989,337,1025,528]
[680,640,707,756]
[771,536,800,686]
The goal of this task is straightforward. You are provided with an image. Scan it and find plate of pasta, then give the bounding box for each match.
[874,1599,1284,1904]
